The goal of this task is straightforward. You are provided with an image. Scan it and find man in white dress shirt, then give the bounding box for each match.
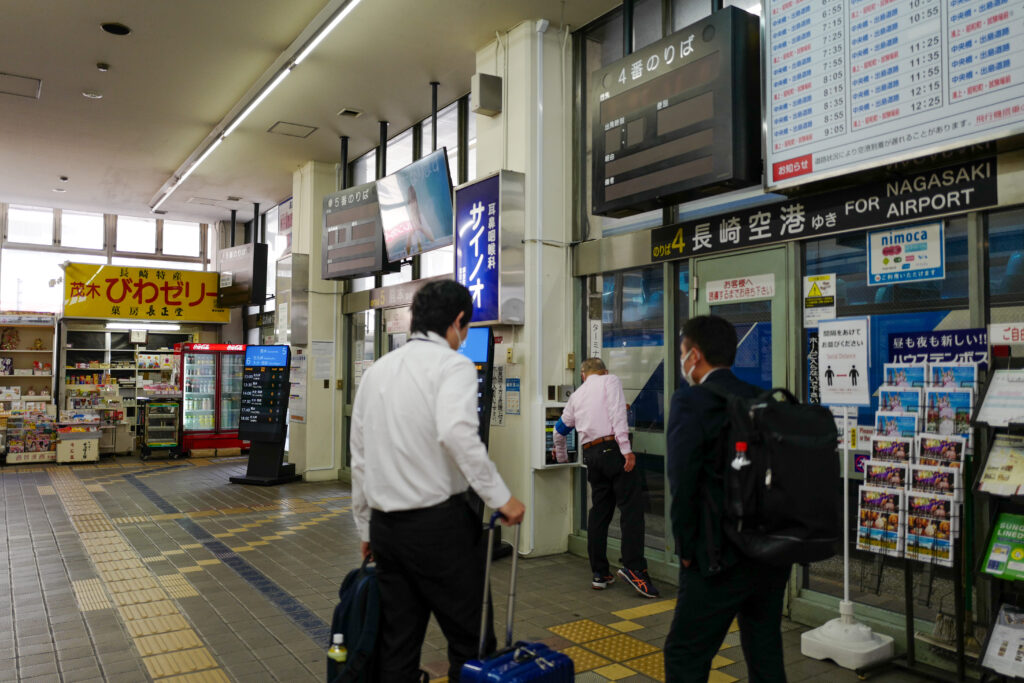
[350,280,525,682]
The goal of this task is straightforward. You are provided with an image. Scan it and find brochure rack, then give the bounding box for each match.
[973,355,1024,682]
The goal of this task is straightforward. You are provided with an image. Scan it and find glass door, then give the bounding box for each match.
[183,352,216,432]
[219,353,243,431]
[693,247,791,389]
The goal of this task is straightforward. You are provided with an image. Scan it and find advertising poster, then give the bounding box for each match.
[454,173,501,323]
[857,486,904,556]
[924,388,973,439]
[906,493,956,567]
[803,274,836,328]
[982,604,1024,677]
[819,317,871,407]
[918,434,966,470]
[883,363,928,388]
[870,436,913,464]
[990,322,1024,347]
[505,378,520,416]
[909,464,960,501]
[929,362,978,390]
[379,149,453,262]
[864,461,907,490]
[888,328,988,367]
[705,274,775,304]
[983,514,1024,582]
[978,435,1024,498]
[878,386,923,415]
[875,411,919,439]
[867,222,945,286]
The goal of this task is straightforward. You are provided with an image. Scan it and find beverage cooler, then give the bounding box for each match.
[179,343,247,454]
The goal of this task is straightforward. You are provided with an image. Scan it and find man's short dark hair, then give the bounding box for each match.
[410,280,473,337]
[682,315,737,368]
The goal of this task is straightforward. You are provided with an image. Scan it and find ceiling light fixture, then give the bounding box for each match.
[52,188,66,193]
[101,22,132,36]
[82,90,103,99]
[105,322,180,331]
[148,0,361,214]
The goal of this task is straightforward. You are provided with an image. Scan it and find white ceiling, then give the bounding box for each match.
[0,0,618,225]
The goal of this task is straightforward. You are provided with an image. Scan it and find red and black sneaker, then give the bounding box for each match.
[591,573,615,590]
[617,567,660,598]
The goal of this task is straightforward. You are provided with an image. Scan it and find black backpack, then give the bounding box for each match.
[704,384,841,567]
[327,559,380,683]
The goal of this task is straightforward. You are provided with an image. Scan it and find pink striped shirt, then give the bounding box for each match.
[555,373,632,455]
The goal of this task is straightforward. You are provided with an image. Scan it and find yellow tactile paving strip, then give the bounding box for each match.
[547,618,618,643]
[560,645,611,672]
[47,467,227,679]
[626,652,666,681]
[585,633,659,661]
[594,663,638,680]
[611,599,677,620]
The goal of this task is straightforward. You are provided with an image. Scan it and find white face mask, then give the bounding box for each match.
[681,348,697,386]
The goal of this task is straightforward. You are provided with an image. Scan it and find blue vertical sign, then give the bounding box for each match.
[455,175,501,324]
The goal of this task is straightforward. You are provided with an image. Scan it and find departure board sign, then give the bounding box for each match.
[322,181,388,280]
[766,0,1024,188]
[591,7,761,218]
[239,345,290,442]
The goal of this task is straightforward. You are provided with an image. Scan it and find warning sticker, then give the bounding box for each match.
[803,274,836,328]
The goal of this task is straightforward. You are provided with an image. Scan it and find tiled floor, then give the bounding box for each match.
[0,456,940,681]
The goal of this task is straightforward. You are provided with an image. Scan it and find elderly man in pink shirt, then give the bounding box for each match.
[553,357,659,598]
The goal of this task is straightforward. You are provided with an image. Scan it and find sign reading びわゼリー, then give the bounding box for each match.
[63,263,229,323]
[818,316,871,407]
[868,222,944,285]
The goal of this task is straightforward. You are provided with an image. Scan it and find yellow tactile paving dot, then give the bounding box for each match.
[560,645,611,672]
[728,619,739,633]
[162,549,186,556]
[106,577,160,593]
[134,629,204,656]
[101,567,153,582]
[179,566,203,574]
[593,663,638,680]
[262,535,283,541]
[278,530,296,535]
[119,600,181,621]
[548,618,619,643]
[91,550,137,562]
[95,558,145,572]
[142,646,218,678]
[143,556,168,563]
[249,541,269,547]
[181,544,201,549]
[124,614,191,638]
[161,670,232,683]
[611,599,677,620]
[196,559,220,566]
[73,518,116,533]
[85,484,105,492]
[72,578,112,611]
[37,485,55,495]
[230,546,253,553]
[226,528,246,533]
[159,574,199,598]
[709,670,739,683]
[585,633,659,661]
[624,652,665,681]
[712,654,734,669]
[609,620,643,633]
[113,587,167,606]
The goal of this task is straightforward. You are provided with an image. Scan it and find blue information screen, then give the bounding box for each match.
[244,345,289,368]
[458,327,491,364]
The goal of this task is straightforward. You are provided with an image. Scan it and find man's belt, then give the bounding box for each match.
[583,434,616,450]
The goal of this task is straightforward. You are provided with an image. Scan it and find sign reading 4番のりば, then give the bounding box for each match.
[818,317,871,407]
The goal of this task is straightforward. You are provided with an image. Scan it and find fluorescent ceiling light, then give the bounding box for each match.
[151,191,170,212]
[223,69,291,137]
[106,322,181,331]
[294,0,362,65]
[175,137,223,185]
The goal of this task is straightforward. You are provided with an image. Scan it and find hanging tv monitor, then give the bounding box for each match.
[376,148,454,262]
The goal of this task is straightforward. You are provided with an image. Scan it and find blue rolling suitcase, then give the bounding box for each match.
[461,513,574,682]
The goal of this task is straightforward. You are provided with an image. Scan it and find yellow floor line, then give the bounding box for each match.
[611,599,677,620]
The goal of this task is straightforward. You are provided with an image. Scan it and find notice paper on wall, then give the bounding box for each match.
[505,378,521,416]
[312,341,334,382]
[289,351,306,424]
[491,366,505,427]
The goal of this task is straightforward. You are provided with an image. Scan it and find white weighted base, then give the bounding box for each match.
[801,601,895,670]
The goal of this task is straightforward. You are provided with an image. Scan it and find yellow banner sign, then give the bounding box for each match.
[63,263,230,323]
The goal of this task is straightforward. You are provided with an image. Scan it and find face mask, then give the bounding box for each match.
[681,349,697,386]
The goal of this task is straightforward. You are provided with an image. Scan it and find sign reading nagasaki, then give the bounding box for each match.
[765,0,1024,188]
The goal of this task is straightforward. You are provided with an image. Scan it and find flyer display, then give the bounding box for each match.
[978,434,1024,497]
[976,369,1024,428]
[764,0,1024,189]
[906,493,956,567]
[930,362,978,389]
[875,411,919,438]
[857,486,905,556]
[982,513,1024,582]
[924,388,974,440]
[918,433,966,470]
[864,460,908,489]
[909,463,960,500]
[883,362,928,388]
[879,386,923,415]
[982,604,1024,677]
[871,435,913,463]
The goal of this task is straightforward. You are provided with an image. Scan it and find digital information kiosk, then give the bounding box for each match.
[458,327,494,446]
[230,345,300,486]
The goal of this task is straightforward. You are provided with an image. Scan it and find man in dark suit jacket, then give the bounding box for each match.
[664,315,791,682]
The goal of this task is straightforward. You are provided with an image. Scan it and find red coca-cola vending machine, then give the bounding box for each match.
[178,343,247,454]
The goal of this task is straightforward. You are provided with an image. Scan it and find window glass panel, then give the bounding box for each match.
[352,151,377,186]
[468,110,478,181]
[162,220,200,257]
[725,0,762,16]
[421,119,435,157]
[634,0,663,49]
[988,208,1024,303]
[351,275,375,292]
[111,256,204,271]
[116,216,156,253]
[437,102,460,182]
[0,250,106,312]
[420,244,454,278]
[61,210,104,249]
[673,0,710,30]
[381,262,413,287]
[265,206,281,299]
[387,129,414,174]
[7,205,53,245]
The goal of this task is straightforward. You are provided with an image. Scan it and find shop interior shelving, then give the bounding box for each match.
[0,312,57,412]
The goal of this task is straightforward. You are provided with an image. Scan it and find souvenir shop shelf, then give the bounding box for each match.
[3,410,58,464]
[0,312,56,413]
[56,411,101,463]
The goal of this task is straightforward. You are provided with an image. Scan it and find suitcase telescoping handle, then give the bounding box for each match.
[478,511,521,660]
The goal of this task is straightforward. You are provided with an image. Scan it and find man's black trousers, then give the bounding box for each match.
[664,558,791,682]
[584,440,646,575]
[370,498,495,682]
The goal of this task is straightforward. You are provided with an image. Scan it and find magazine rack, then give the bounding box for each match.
[973,352,1024,682]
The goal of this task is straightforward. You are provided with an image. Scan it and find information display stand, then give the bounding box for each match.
[973,358,1024,682]
[230,345,299,486]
